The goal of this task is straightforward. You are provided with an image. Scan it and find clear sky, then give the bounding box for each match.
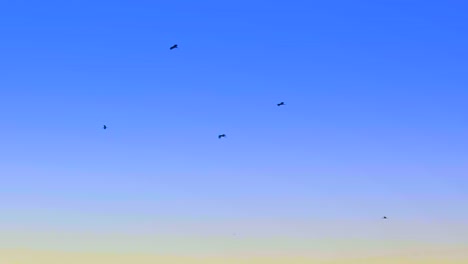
[0,0,467,263]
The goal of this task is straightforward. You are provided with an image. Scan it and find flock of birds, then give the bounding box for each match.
[101,44,389,221]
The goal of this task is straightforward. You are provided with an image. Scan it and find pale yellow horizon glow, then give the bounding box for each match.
[1,224,467,263]
[1,249,468,264]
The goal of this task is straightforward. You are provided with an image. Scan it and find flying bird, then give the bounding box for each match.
[382,216,387,219]
[170,44,178,50]
[218,134,226,139]
[103,125,107,130]
[277,102,285,106]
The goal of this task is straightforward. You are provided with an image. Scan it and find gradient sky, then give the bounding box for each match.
[1,0,467,263]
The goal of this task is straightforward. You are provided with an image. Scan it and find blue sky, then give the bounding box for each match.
[0,0,467,256]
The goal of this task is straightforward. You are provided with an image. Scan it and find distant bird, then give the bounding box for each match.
[382,216,387,219]
[218,134,226,139]
[170,44,178,50]
[277,102,285,106]
[103,125,107,130]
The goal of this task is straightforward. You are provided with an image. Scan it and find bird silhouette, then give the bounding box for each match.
[103,125,107,130]
[170,44,178,50]
[277,102,285,106]
[218,134,226,139]
[382,216,387,219]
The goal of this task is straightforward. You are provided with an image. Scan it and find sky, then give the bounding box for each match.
[0,0,467,263]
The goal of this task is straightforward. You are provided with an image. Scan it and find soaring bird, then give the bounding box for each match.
[277,102,285,106]
[170,44,178,50]
[382,216,387,219]
[103,125,107,130]
[218,134,226,139]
